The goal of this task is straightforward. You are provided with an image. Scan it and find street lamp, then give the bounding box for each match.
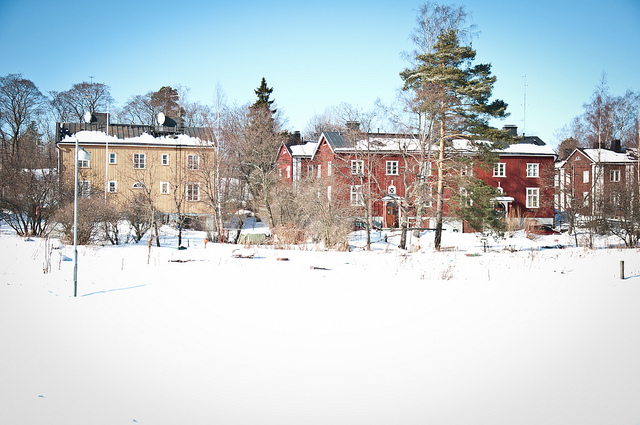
[73,138,90,297]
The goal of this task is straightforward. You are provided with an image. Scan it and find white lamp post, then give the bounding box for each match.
[73,139,91,297]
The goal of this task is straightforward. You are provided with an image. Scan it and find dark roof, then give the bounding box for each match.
[56,122,216,144]
[322,132,351,150]
[520,136,546,146]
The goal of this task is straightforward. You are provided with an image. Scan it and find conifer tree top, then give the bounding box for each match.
[253,77,276,114]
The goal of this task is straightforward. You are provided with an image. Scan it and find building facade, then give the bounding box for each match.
[56,114,216,220]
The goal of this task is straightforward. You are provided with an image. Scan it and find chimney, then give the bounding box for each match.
[503,125,518,137]
[346,121,361,132]
[611,139,622,153]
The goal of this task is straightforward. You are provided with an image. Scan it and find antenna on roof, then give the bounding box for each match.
[523,75,527,136]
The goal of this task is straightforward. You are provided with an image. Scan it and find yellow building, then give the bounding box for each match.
[56,114,217,221]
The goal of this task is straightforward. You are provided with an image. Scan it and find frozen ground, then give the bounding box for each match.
[1,224,639,425]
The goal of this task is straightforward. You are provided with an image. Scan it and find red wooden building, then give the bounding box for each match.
[276,128,556,232]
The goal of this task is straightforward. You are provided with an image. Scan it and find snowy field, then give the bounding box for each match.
[1,224,640,425]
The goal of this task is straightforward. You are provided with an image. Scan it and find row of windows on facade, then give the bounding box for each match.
[78,153,200,170]
[347,185,541,209]
[558,169,622,186]
[77,180,201,201]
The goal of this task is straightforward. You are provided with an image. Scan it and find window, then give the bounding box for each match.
[610,169,620,182]
[286,166,291,179]
[493,163,506,177]
[350,185,363,206]
[160,182,170,194]
[187,154,199,170]
[351,160,364,175]
[386,161,399,175]
[526,163,539,178]
[133,153,146,169]
[327,185,332,201]
[526,187,539,209]
[307,164,314,177]
[79,180,91,198]
[583,170,589,183]
[162,154,169,166]
[420,162,432,178]
[388,185,397,195]
[108,181,117,193]
[317,164,322,178]
[132,182,144,189]
[327,161,332,176]
[186,183,200,201]
[583,192,589,204]
[108,153,117,164]
[78,158,90,168]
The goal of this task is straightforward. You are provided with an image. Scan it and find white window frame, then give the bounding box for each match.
[526,163,539,178]
[350,185,363,206]
[610,169,620,182]
[317,164,322,178]
[387,185,397,195]
[327,185,332,201]
[79,180,91,198]
[186,183,200,201]
[327,161,332,176]
[107,180,117,193]
[78,158,90,168]
[583,170,589,183]
[187,154,199,170]
[132,181,144,189]
[420,161,432,179]
[133,153,146,169]
[386,160,399,175]
[307,164,314,177]
[493,163,506,177]
[526,187,540,209]
[351,160,364,175]
[286,165,291,179]
[108,153,117,165]
[161,154,169,166]
[160,182,170,194]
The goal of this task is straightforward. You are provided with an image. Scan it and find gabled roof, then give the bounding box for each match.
[290,142,318,158]
[578,148,634,164]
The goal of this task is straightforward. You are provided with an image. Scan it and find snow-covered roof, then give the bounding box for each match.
[451,138,555,156]
[290,142,318,157]
[59,130,212,147]
[334,136,426,153]
[580,148,634,163]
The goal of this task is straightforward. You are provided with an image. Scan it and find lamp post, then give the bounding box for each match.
[73,138,91,297]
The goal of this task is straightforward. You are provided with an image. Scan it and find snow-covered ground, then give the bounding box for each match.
[1,224,639,425]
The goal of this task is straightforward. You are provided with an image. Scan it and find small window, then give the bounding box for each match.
[583,170,589,183]
[327,161,332,177]
[108,153,117,165]
[79,180,91,198]
[132,182,144,189]
[133,153,146,169]
[186,183,200,201]
[388,185,397,195]
[108,181,117,193]
[78,159,90,168]
[286,165,291,179]
[386,161,399,175]
[526,163,539,178]
[162,154,169,166]
[526,187,539,209]
[493,163,506,177]
[317,164,322,178]
[351,160,364,175]
[420,162,432,178]
[160,182,170,194]
[187,154,199,170]
[350,185,363,206]
[327,185,332,201]
[610,170,620,182]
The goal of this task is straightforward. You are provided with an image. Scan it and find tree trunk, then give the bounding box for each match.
[434,132,445,250]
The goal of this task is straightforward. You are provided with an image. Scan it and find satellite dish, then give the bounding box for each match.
[157,112,166,125]
[83,111,92,124]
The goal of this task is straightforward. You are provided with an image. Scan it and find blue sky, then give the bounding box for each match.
[1,0,638,148]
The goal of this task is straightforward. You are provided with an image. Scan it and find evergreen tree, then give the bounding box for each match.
[252,77,276,114]
[401,29,510,249]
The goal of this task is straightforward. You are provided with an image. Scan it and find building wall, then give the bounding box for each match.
[58,142,213,215]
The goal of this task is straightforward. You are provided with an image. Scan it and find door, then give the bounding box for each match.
[385,202,398,228]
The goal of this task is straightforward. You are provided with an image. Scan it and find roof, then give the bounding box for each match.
[56,122,216,146]
[579,148,635,164]
[58,130,214,148]
[290,142,318,157]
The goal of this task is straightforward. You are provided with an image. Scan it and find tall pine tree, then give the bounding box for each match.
[401,29,510,249]
[252,77,276,114]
